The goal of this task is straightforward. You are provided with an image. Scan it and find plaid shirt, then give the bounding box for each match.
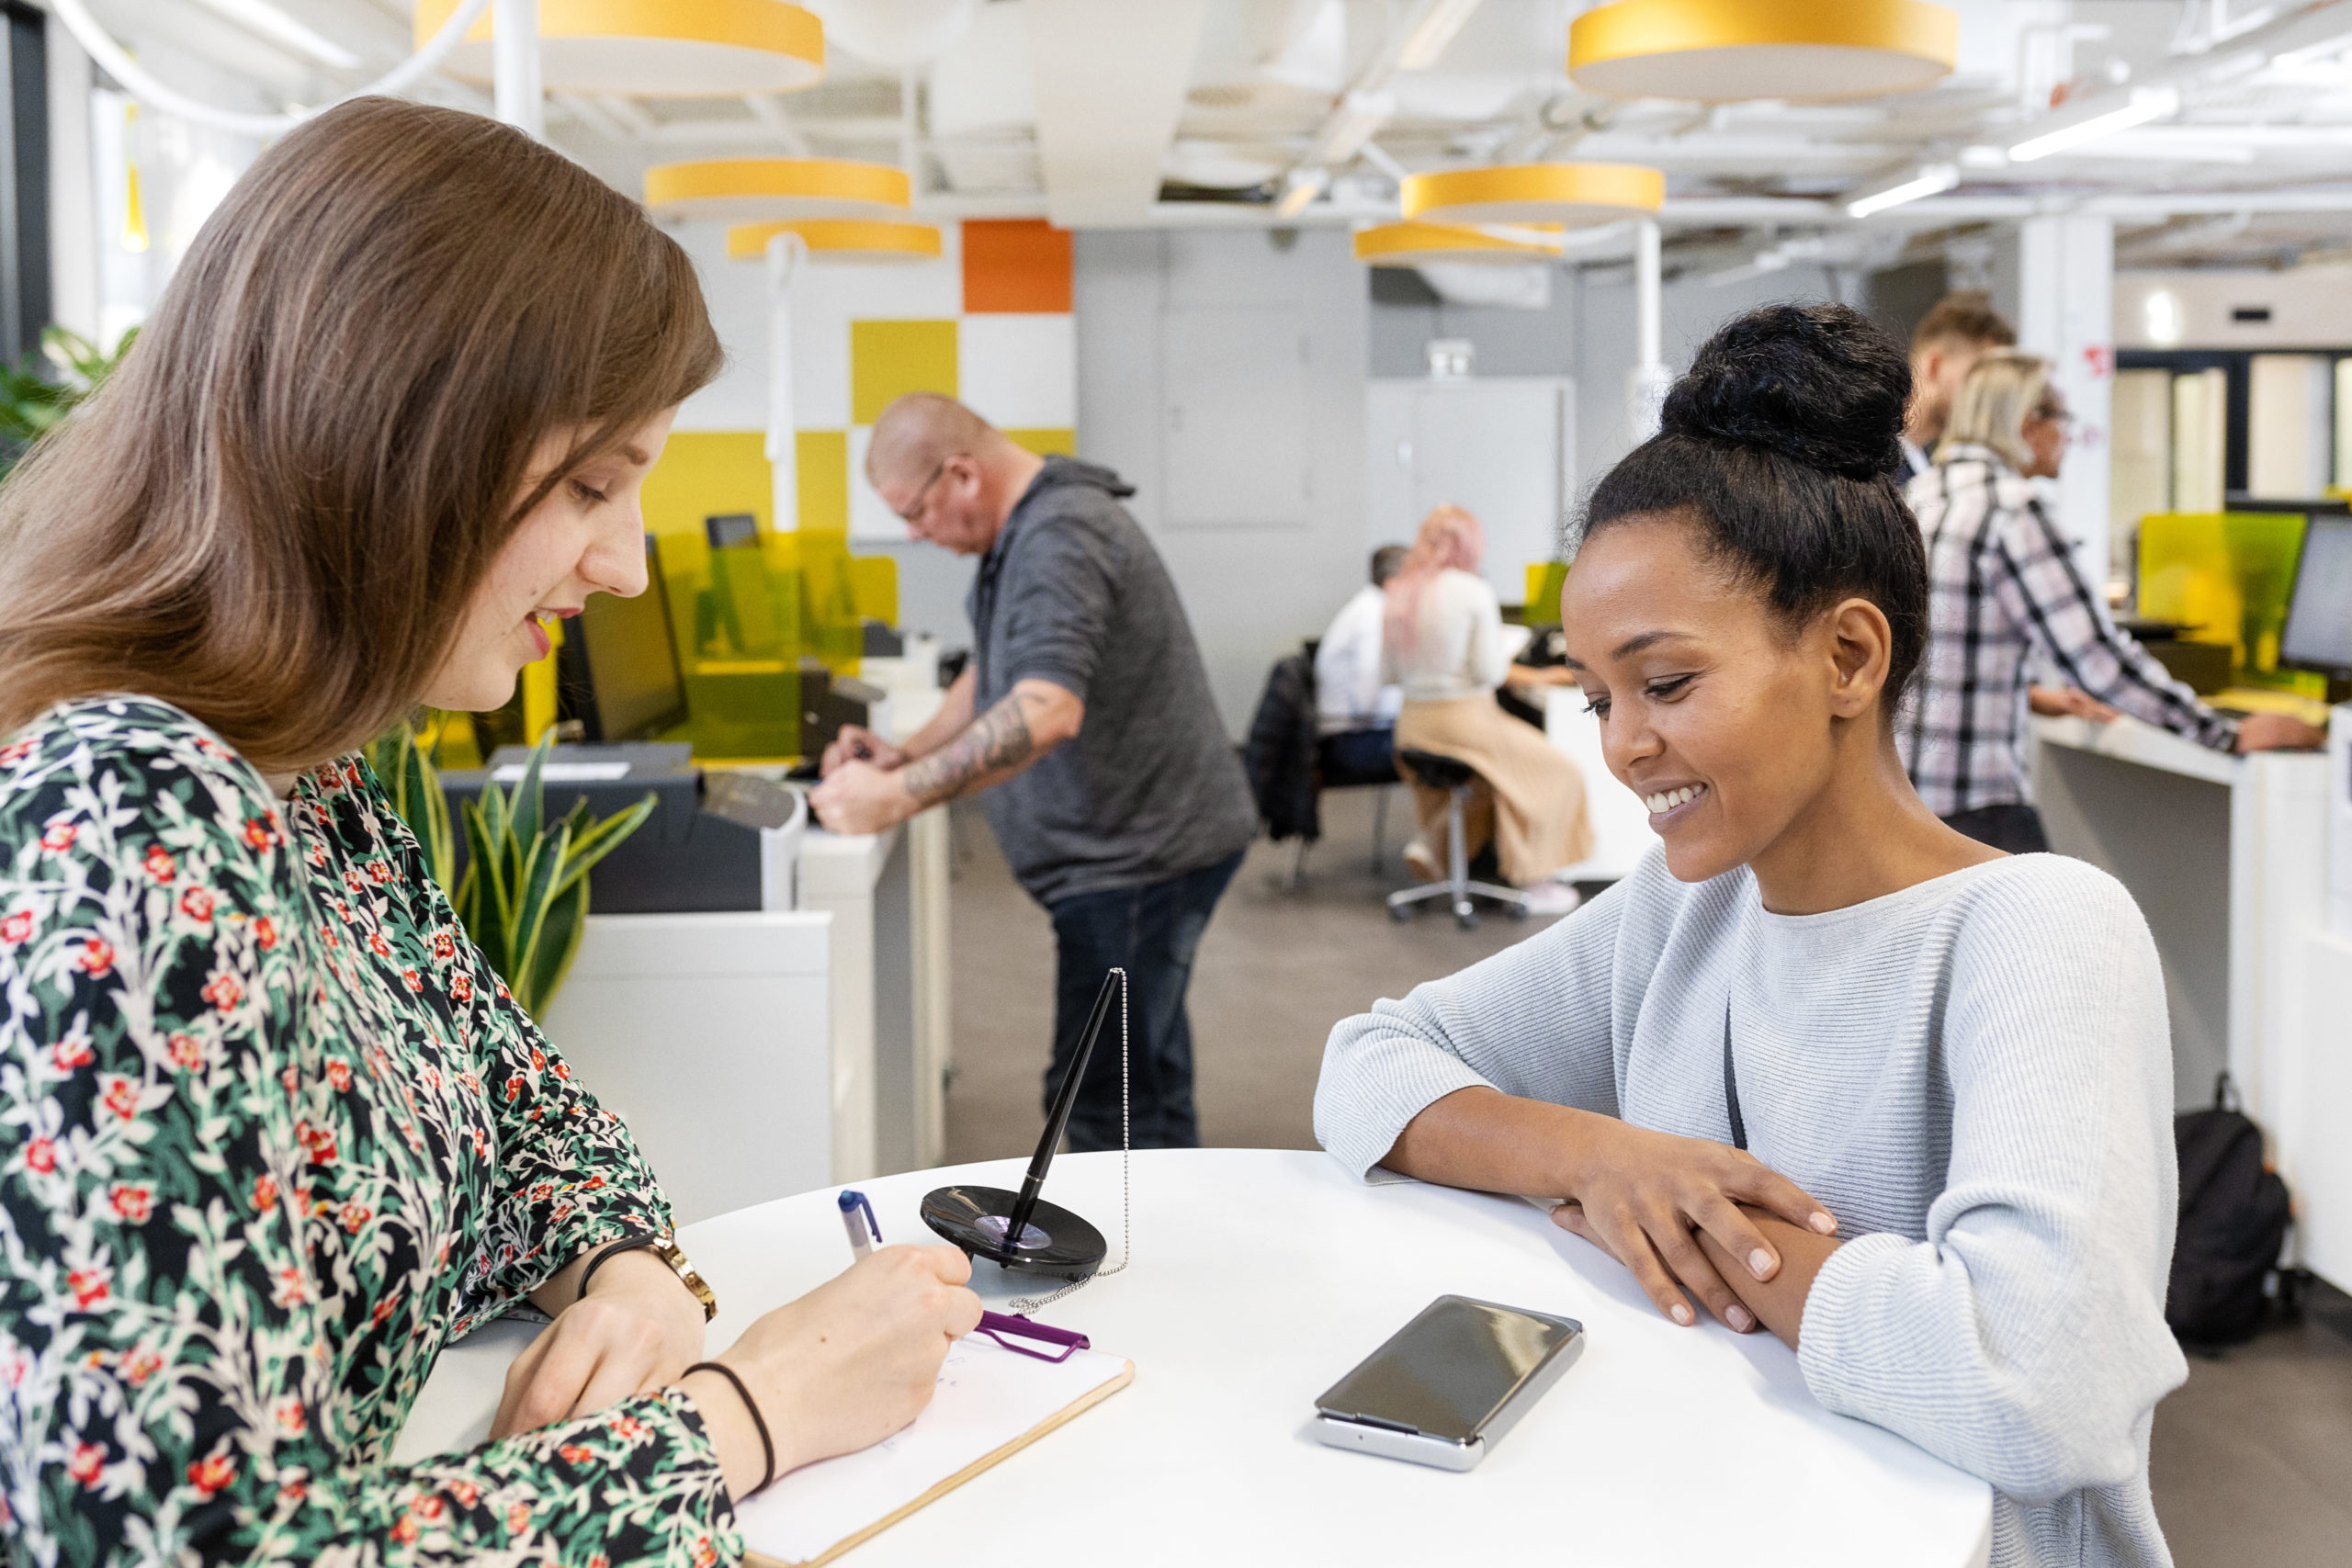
[1900,444,2240,816]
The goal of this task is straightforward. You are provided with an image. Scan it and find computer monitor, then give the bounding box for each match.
[2280,513,2352,686]
[559,536,689,742]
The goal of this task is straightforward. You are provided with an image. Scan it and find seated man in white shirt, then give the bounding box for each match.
[1314,545,1407,779]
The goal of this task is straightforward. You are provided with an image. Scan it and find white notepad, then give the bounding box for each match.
[737,1336,1135,1567]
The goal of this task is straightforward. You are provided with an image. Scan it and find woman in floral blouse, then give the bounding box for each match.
[0,98,980,1566]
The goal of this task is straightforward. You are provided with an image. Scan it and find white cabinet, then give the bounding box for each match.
[1365,377,1576,598]
[539,911,832,1227]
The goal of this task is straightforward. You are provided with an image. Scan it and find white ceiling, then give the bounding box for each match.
[70,0,2352,273]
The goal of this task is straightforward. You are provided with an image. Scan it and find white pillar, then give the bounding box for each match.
[2018,213,2116,588]
[492,0,544,140]
[44,17,98,344]
[766,231,807,532]
[1624,218,1668,442]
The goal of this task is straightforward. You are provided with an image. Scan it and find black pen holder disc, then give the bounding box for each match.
[921,1184,1107,1279]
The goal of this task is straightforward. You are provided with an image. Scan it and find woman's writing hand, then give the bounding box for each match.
[492,1248,707,1439]
[687,1245,983,1498]
[1549,1120,1836,1333]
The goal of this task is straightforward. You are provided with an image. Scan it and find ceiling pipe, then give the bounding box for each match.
[493,0,544,140]
[1991,0,2352,164]
[46,0,492,136]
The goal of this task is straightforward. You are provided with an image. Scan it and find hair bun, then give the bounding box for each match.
[1658,302,1910,481]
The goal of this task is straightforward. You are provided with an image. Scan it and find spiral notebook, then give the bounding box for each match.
[738,1335,1135,1567]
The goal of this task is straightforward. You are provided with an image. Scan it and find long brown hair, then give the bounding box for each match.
[0,97,722,773]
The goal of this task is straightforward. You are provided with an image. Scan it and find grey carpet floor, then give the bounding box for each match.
[940,788,2352,1566]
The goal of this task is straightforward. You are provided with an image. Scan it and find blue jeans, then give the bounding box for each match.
[1044,851,1243,1151]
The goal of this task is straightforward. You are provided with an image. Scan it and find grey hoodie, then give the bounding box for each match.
[963,456,1256,904]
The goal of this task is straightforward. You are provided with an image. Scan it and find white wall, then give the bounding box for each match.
[1074,227,1370,735]
[1566,264,1845,510]
[2119,264,2352,351]
[1371,260,1847,523]
[661,219,992,650]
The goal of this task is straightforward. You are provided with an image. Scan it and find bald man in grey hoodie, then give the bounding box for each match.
[814,394,1255,1151]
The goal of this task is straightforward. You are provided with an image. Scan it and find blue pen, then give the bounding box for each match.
[839,1190,882,1259]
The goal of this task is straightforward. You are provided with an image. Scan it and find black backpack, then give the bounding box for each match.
[2166,1073,2292,1348]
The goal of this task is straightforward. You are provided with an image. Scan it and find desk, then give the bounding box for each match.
[398,1149,1991,1567]
[538,913,831,1226]
[2030,715,2347,1285]
[800,649,955,1183]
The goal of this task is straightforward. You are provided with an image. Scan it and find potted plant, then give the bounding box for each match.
[366,724,654,1015]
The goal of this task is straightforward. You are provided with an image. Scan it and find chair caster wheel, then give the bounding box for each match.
[1454,908,1478,931]
[1508,902,1531,921]
[1388,903,1413,923]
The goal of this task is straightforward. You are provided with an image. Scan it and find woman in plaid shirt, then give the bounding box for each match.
[1899,352,2321,852]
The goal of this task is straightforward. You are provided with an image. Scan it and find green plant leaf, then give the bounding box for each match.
[507,820,571,993]
[521,878,591,1017]
[512,733,551,850]
[461,797,514,979]
[552,792,658,898]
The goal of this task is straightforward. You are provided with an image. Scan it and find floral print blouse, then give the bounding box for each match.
[0,699,743,1567]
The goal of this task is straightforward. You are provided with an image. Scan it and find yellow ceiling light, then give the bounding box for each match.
[1352,221,1564,267]
[1567,0,1957,104]
[645,157,910,222]
[414,0,824,97]
[726,219,943,262]
[1402,163,1663,228]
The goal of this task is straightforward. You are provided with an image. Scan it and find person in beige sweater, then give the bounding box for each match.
[1382,504,1592,915]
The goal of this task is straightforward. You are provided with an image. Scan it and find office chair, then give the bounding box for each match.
[1386,750,1530,930]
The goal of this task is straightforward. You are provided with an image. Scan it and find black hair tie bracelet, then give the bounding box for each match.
[574,1232,662,1303]
[684,1361,774,1495]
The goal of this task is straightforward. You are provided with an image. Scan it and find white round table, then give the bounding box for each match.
[397,1148,1991,1567]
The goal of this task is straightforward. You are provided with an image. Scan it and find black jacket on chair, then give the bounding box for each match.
[1243,651,1320,843]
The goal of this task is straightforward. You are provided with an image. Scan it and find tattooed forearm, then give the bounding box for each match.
[901,692,1036,805]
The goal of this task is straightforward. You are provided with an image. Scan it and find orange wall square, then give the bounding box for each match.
[962,220,1073,314]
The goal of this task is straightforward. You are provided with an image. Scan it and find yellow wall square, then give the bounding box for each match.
[641,431,771,541]
[852,319,958,425]
[797,430,849,533]
[1004,426,1077,458]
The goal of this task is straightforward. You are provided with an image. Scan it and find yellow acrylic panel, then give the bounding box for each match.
[1003,426,1076,458]
[797,430,849,533]
[850,555,899,626]
[851,319,958,424]
[641,431,771,540]
[1524,561,1569,625]
[2137,512,2319,690]
[774,527,863,673]
[630,431,807,759]
[522,620,562,744]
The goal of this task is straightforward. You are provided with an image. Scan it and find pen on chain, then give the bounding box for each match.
[838,1190,881,1260]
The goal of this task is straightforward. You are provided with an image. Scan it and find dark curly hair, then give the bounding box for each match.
[1576,301,1929,704]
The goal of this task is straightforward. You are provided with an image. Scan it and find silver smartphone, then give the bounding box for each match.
[1311,1294,1585,1472]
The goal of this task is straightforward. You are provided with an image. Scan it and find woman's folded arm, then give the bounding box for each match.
[1792,864,2187,1500]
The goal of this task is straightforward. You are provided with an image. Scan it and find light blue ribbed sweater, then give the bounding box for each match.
[1315,848,2186,1568]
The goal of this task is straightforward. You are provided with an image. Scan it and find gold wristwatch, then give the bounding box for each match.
[649,1236,718,1322]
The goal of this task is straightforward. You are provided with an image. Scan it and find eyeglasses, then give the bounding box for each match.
[2030,405,2075,432]
[894,458,955,526]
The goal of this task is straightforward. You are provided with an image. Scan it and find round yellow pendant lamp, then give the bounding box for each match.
[1567,0,1958,104]
[645,158,911,223]
[413,0,825,96]
[1352,221,1566,267]
[726,219,942,262]
[1401,163,1663,228]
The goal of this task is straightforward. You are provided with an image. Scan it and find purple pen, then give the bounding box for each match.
[839,1190,881,1260]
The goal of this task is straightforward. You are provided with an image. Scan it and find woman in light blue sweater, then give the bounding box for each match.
[1315,303,2184,1568]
